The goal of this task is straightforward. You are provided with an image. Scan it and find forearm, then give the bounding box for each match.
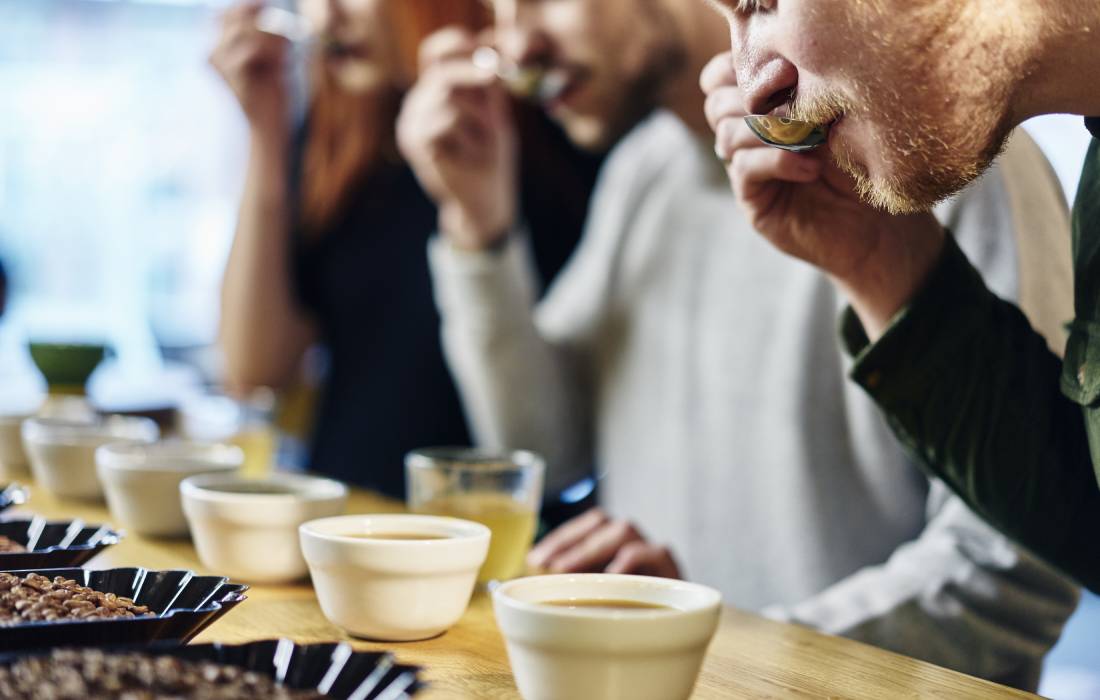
[832,211,946,342]
[844,235,1100,591]
[429,234,593,492]
[219,130,314,390]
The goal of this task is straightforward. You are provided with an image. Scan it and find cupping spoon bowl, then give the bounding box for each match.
[472,46,569,103]
[744,115,829,152]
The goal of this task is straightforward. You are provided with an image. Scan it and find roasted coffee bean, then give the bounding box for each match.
[0,573,152,626]
[0,649,326,698]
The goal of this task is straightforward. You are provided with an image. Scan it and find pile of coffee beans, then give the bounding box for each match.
[0,649,326,699]
[0,537,26,553]
[0,573,151,625]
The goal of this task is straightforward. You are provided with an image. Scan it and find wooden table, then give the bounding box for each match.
[11,485,1039,699]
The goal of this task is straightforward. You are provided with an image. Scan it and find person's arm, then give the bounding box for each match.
[398,28,595,488]
[839,234,1100,592]
[219,129,316,390]
[428,233,594,491]
[764,482,1079,691]
[762,142,1082,690]
[211,1,316,392]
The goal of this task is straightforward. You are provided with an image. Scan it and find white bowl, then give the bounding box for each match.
[22,416,159,500]
[96,441,244,537]
[493,574,722,700]
[300,514,490,641]
[181,472,348,583]
[0,414,34,480]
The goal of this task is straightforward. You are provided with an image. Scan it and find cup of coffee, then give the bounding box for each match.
[180,472,348,583]
[493,573,722,700]
[406,448,544,585]
[300,514,490,641]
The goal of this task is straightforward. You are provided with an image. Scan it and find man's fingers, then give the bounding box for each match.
[421,61,497,97]
[425,108,485,158]
[728,146,822,200]
[419,26,479,72]
[547,520,645,574]
[402,63,499,133]
[606,541,681,579]
[714,116,767,160]
[527,508,609,570]
[705,86,748,134]
[699,50,737,94]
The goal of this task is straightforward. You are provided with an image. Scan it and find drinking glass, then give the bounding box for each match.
[406,448,545,585]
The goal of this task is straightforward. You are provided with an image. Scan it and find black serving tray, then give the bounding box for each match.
[0,639,423,699]
[0,567,248,651]
[0,484,27,512]
[0,517,120,569]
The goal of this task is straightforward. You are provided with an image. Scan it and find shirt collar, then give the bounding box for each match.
[1087,117,1100,139]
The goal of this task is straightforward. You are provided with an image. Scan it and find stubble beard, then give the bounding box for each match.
[557,0,687,151]
[799,1,1024,215]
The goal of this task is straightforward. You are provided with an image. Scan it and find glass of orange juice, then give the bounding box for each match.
[406,448,544,585]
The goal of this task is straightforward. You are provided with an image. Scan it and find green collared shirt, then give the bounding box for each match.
[842,119,1100,592]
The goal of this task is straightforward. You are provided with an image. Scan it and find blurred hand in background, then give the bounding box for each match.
[209,0,290,139]
[397,27,519,251]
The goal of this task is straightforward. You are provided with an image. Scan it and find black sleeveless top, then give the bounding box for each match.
[292,111,602,498]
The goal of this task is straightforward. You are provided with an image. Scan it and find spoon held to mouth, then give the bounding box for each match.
[744,115,829,152]
[471,46,569,103]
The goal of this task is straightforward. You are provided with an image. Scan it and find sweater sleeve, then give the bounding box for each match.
[428,233,594,493]
[763,481,1080,691]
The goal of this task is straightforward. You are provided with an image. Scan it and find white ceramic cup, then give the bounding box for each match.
[22,416,159,500]
[96,440,244,537]
[181,472,348,583]
[493,574,722,700]
[300,514,490,641]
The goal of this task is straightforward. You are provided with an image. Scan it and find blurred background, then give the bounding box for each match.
[0,1,1095,695]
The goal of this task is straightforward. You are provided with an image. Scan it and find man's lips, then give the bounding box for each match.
[543,70,589,111]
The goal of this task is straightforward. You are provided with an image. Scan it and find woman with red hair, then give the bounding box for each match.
[212,0,599,497]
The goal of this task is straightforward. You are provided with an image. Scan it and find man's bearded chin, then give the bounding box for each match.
[792,91,1007,216]
[832,144,988,216]
[833,133,1002,216]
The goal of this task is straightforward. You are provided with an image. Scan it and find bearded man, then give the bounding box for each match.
[703,1,1100,591]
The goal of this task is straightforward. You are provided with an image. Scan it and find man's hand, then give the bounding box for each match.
[209,0,290,138]
[527,508,682,579]
[701,52,945,340]
[397,28,519,251]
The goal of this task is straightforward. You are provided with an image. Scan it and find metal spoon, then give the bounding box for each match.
[471,46,569,103]
[255,6,313,44]
[255,7,349,57]
[744,115,829,152]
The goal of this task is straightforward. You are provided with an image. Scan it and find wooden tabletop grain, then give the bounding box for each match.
[10,483,1039,700]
